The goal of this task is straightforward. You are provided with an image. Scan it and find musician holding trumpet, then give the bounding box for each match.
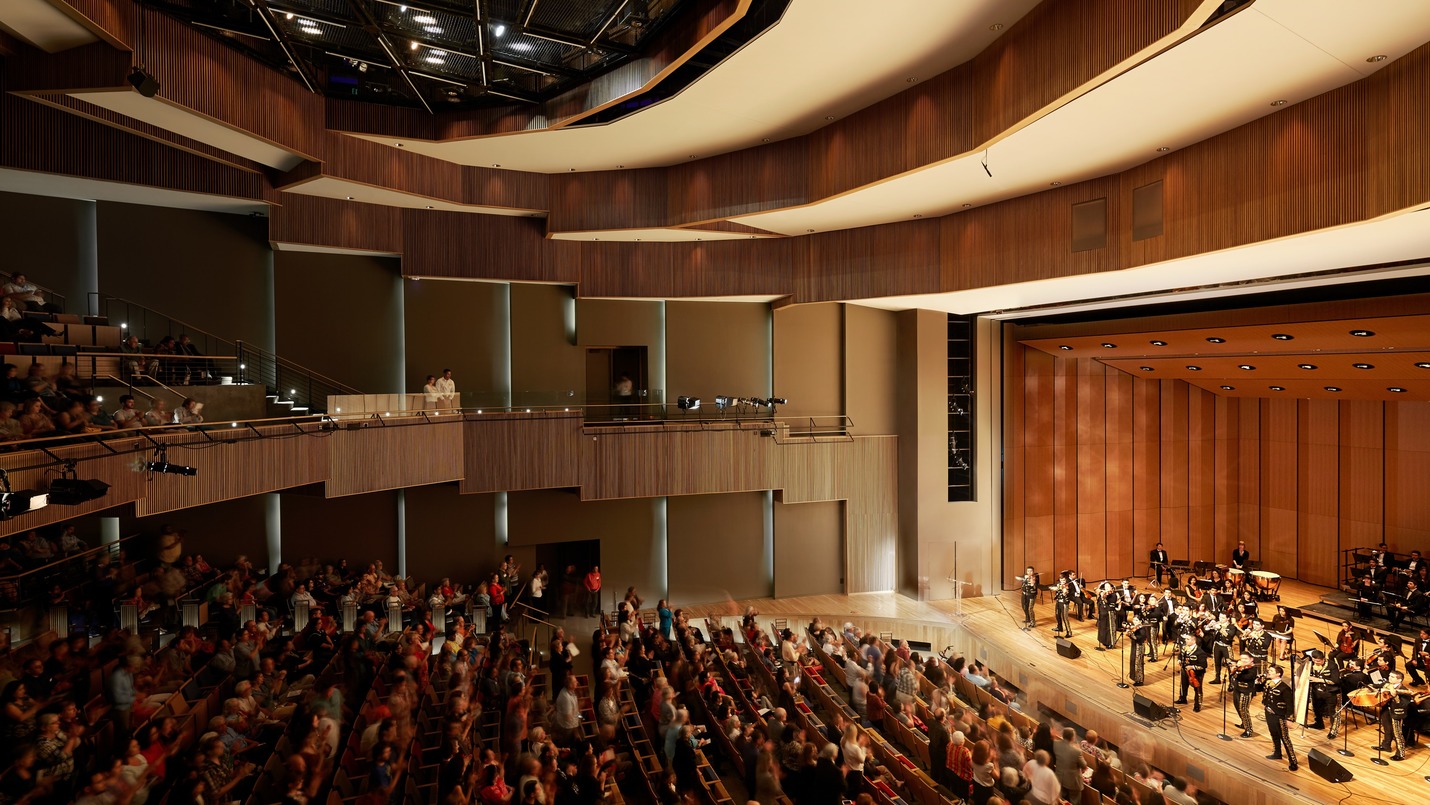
[1231,654,1259,737]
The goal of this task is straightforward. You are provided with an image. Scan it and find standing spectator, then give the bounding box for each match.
[584,565,602,619]
[947,730,974,800]
[108,656,141,744]
[1054,727,1083,801]
[562,564,581,617]
[435,368,457,411]
[1023,749,1060,805]
[422,374,440,410]
[552,674,581,744]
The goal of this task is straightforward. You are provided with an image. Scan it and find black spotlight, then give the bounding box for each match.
[48,477,111,505]
[0,491,47,520]
[676,396,701,411]
[714,395,736,411]
[146,460,198,477]
[127,66,160,98]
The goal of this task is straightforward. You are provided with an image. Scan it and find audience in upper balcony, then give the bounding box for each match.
[2,273,61,314]
[140,398,169,428]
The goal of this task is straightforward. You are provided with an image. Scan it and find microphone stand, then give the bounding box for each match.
[1334,699,1354,757]
[1168,649,1181,715]
[1371,707,1389,766]
[1116,629,1130,689]
[1216,672,1233,741]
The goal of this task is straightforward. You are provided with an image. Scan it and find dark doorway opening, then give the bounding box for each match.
[585,346,649,421]
[538,538,601,618]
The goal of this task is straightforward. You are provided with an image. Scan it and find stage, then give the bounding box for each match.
[683,578,1425,805]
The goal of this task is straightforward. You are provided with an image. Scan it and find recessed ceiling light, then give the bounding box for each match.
[989,23,1004,31]
[1139,366,1153,372]
[806,229,815,233]
[396,142,404,147]
[1186,365,1202,371]
[689,155,698,159]
[825,115,835,121]
[1298,364,1317,370]
[761,138,771,143]
[1156,147,1169,152]
[1388,387,1406,393]
[345,195,353,200]
[913,214,923,218]
[1100,342,1116,349]
[617,165,624,168]
[1058,345,1073,351]
[492,163,501,168]
[1350,329,1375,337]
[409,42,419,50]
[1352,363,1374,369]
[962,203,971,208]
[1271,333,1294,340]
[1324,386,1342,392]
[1206,337,1225,344]
[906,77,917,83]
[1366,54,1387,63]
[1269,386,1286,391]
[1050,181,1061,186]
[1238,365,1255,370]
[1220,385,1235,391]
[1270,99,1287,107]
[1416,362,1430,369]
[1149,340,1167,346]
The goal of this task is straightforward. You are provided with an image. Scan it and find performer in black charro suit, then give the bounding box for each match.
[1095,582,1116,650]
[1127,614,1149,686]
[1231,653,1258,737]
[1262,664,1298,771]
[1207,613,1239,684]
[1241,620,1270,676]
[1175,634,1208,713]
[1052,573,1072,637]
[1378,671,1417,761]
[1306,650,1343,737]
[1016,567,1038,629]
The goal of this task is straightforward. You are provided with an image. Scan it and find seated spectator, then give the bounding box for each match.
[19,530,56,565]
[174,397,203,425]
[18,397,56,438]
[54,362,89,401]
[58,525,88,555]
[141,398,170,427]
[84,398,116,430]
[24,363,63,408]
[55,399,91,435]
[113,395,141,429]
[176,334,210,384]
[153,336,177,383]
[3,273,60,312]
[0,296,59,340]
[120,336,158,380]
[0,402,22,441]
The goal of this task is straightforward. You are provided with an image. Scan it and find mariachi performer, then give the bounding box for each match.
[1262,664,1298,772]
[1127,613,1150,686]
[1231,653,1259,737]
[1053,572,1072,637]
[1176,633,1208,713]
[1016,566,1039,629]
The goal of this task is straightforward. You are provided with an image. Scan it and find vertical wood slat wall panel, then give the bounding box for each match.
[1023,349,1056,578]
[1384,402,1430,549]
[1297,401,1340,586]
[327,422,465,497]
[1338,401,1384,554]
[1003,332,1027,583]
[1053,359,1079,577]
[1076,360,1108,582]
[1212,396,1239,562]
[1260,399,1299,576]
[1104,370,1134,580]
[1158,380,1190,562]
[1236,398,1261,561]
[1186,386,1216,563]
[1131,377,1161,578]
[461,415,585,493]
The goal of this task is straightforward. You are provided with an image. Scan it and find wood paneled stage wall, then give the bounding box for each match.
[1003,346,1430,589]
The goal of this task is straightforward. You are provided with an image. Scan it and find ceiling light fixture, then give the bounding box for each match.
[1388,387,1406,393]
[494,24,506,36]
[1206,337,1225,343]
[1149,340,1167,346]
[1324,386,1342,392]
[761,138,771,143]
[1238,365,1255,370]
[1100,342,1116,349]
[1271,333,1294,340]
[345,195,353,200]
[825,115,835,121]
[1220,385,1235,391]
[913,214,922,218]
[1186,365,1202,371]
[906,77,917,83]
[410,41,419,50]
[1350,329,1375,337]
[1416,362,1430,369]
[1367,54,1387,62]
[1156,146,1169,152]
[1270,386,1286,391]
[1058,345,1073,351]
[1298,364,1317,370]
[962,203,971,208]
[989,23,1004,31]
[1139,366,1153,372]
[1050,181,1061,186]
[1352,363,1374,369]
[1270,99,1287,106]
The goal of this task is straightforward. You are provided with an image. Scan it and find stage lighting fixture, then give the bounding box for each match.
[676,396,701,411]
[127,67,160,98]
[146,460,198,477]
[0,491,47,520]
[714,396,736,411]
[47,477,111,505]
[766,397,788,406]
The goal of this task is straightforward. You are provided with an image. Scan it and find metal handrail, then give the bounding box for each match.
[234,341,359,395]
[2,271,67,312]
[0,530,145,582]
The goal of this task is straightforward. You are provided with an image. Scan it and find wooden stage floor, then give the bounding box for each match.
[683,579,1427,805]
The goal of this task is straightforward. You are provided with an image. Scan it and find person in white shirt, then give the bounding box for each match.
[434,369,457,411]
[3,273,58,312]
[174,397,203,425]
[141,398,169,427]
[1023,750,1061,805]
[422,375,440,409]
[553,674,582,742]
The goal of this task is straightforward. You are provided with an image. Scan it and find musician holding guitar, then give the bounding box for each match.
[1376,671,1427,761]
[1176,633,1209,713]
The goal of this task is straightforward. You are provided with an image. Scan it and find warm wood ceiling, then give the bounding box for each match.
[1022,314,1430,401]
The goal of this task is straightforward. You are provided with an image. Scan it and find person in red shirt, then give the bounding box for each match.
[584,566,602,619]
[488,573,506,626]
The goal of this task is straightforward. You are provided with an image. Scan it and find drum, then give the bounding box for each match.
[1251,570,1281,600]
[1227,568,1246,588]
[1349,687,1390,708]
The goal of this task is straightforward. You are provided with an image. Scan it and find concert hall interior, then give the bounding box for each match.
[1,1,1429,805]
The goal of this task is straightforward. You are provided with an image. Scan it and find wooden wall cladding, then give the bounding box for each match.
[579,423,774,500]
[327,421,465,497]
[1004,342,1430,589]
[60,0,135,48]
[0,440,147,537]
[269,196,403,255]
[401,212,577,283]
[133,425,330,517]
[461,414,584,493]
[0,93,273,203]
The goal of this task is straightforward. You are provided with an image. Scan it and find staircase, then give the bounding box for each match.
[89,293,361,416]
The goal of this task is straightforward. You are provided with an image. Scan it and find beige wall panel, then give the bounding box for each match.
[667,493,767,606]
[773,303,843,422]
[404,484,498,586]
[774,501,844,598]
[510,283,584,402]
[275,250,404,393]
[507,490,661,600]
[281,490,399,569]
[844,304,898,435]
[582,425,774,500]
[666,301,771,408]
[404,278,509,399]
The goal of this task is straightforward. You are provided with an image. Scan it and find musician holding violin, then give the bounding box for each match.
[1333,621,1359,664]
[1176,633,1208,713]
[1016,566,1039,629]
[1052,572,1073,637]
[1231,654,1259,737]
